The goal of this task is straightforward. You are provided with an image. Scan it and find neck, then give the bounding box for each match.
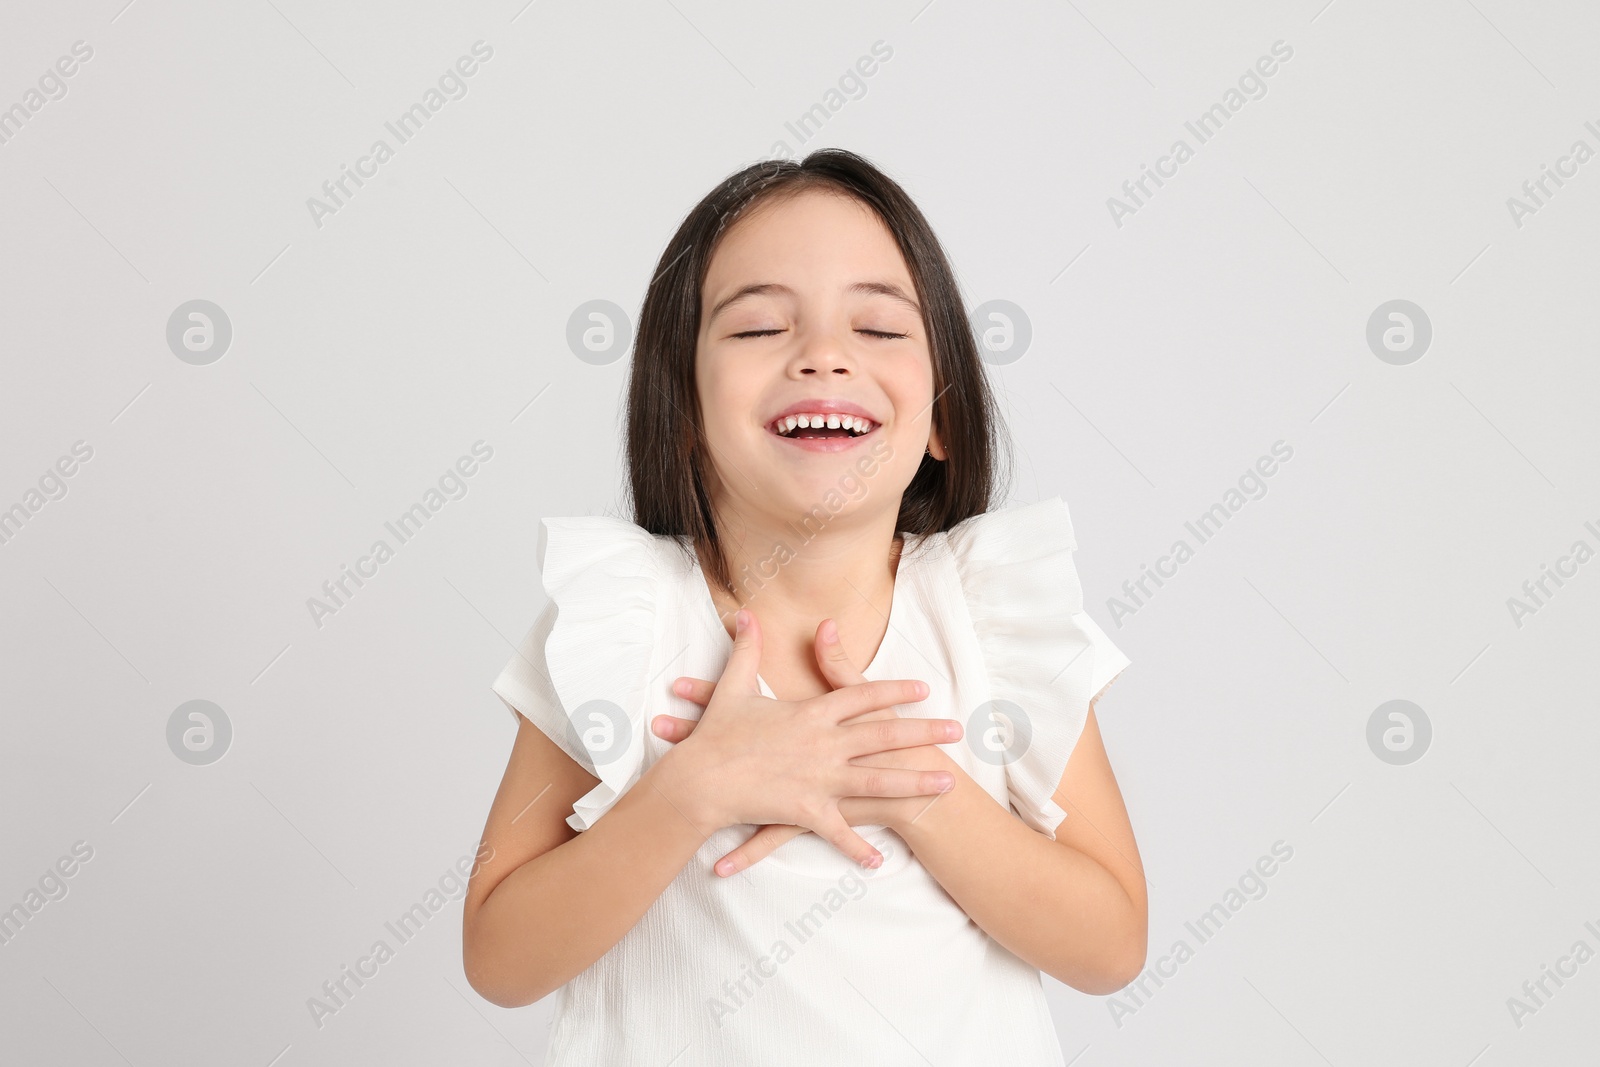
[703,500,903,633]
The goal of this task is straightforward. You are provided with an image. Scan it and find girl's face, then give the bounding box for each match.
[694,188,942,525]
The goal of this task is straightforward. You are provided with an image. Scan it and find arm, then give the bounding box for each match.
[704,700,1148,993]
[461,714,710,1007]
[891,697,1148,995]
[665,624,1148,994]
[463,611,953,1007]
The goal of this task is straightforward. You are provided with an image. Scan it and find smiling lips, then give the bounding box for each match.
[765,405,881,453]
[770,411,876,438]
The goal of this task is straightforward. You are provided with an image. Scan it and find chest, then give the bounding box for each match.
[657,558,1016,849]
[704,601,896,706]
[751,638,845,703]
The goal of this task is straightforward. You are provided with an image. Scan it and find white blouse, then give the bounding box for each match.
[491,495,1130,1066]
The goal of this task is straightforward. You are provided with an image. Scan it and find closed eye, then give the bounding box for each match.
[730,329,909,339]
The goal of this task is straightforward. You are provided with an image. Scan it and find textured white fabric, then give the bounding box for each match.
[490,495,1130,1066]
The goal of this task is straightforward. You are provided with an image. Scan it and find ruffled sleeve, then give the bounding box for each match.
[947,495,1131,840]
[490,514,661,833]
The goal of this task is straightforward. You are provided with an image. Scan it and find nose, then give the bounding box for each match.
[788,323,856,377]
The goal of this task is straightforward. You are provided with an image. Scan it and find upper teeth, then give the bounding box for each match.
[775,413,874,434]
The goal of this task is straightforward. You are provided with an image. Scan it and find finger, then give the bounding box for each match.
[723,608,764,696]
[842,716,962,756]
[670,676,715,706]
[811,806,883,870]
[820,677,929,723]
[813,617,868,689]
[650,714,698,742]
[814,620,901,725]
[837,704,899,726]
[843,765,955,798]
[713,824,807,877]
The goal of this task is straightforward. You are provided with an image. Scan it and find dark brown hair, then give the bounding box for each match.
[623,148,1012,596]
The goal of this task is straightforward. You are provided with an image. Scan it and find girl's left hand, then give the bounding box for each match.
[653,618,960,876]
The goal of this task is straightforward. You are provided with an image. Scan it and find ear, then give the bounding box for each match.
[927,424,947,462]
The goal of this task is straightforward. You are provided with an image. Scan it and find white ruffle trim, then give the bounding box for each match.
[947,496,1129,840]
[535,515,659,832]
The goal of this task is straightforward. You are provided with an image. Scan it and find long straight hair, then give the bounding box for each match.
[624,148,1012,596]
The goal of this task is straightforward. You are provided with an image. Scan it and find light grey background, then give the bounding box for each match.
[2,1,1596,1064]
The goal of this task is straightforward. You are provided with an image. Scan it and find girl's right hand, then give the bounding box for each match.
[650,608,960,869]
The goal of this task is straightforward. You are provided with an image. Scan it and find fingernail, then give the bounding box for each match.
[735,609,748,633]
[935,773,955,791]
[943,721,960,741]
[822,619,838,644]
[715,859,734,876]
[917,681,930,698]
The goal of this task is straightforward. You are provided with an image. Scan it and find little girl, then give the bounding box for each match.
[463,149,1147,1065]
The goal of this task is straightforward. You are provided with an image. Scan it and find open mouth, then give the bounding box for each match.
[768,413,879,441]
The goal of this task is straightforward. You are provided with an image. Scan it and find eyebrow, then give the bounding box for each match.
[707,281,922,323]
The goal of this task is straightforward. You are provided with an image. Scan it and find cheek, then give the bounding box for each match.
[887,358,936,426]
[698,352,766,430]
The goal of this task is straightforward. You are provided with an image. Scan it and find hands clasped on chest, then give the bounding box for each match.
[647,609,962,876]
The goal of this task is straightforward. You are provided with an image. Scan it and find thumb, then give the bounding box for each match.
[723,608,764,695]
[814,618,892,725]
[813,617,868,689]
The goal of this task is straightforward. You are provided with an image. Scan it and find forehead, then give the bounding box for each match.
[702,188,912,299]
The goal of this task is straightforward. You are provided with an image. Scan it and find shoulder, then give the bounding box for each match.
[492,512,687,832]
[937,495,1082,619]
[937,495,1132,840]
[534,510,682,716]
[944,495,1078,567]
[537,513,682,590]
[928,498,1111,685]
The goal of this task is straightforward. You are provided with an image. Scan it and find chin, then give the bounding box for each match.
[721,435,907,520]
[796,477,898,525]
